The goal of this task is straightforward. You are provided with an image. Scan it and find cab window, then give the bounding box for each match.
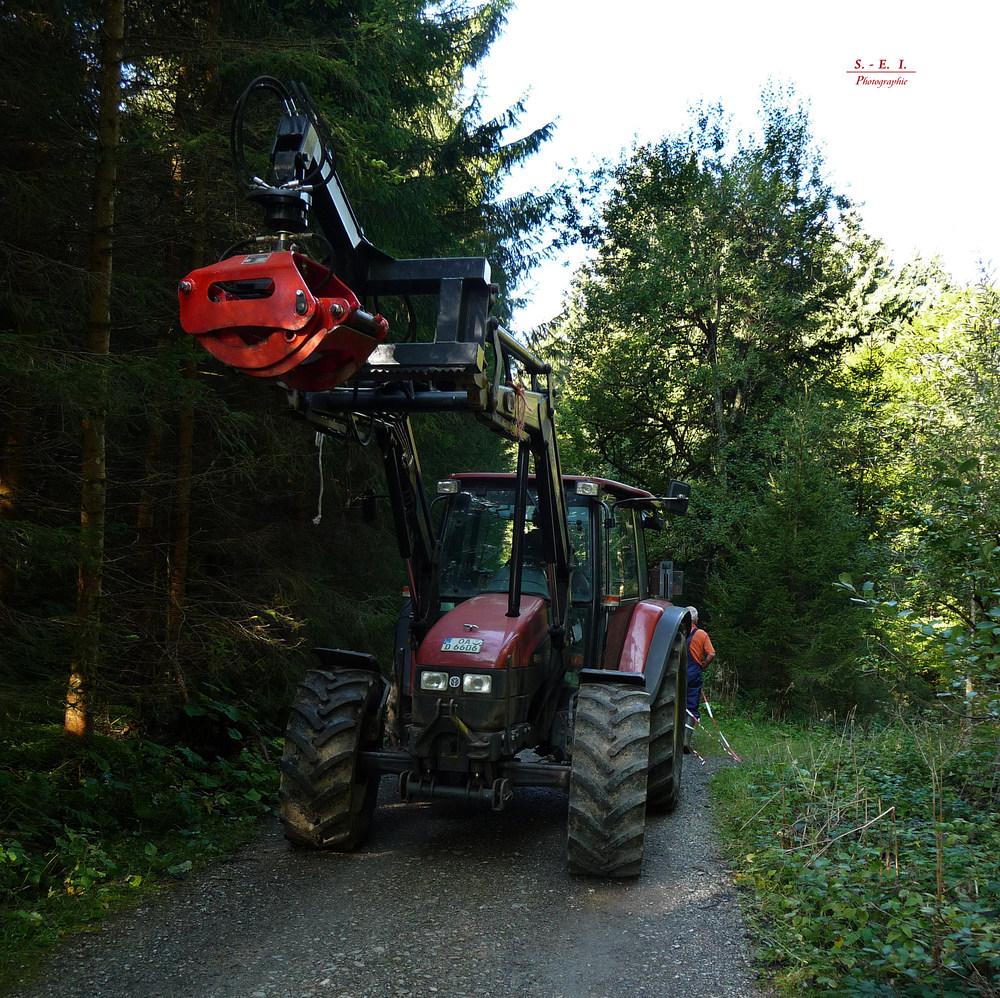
[606,506,640,600]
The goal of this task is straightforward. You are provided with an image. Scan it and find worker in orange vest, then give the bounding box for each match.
[685,606,715,751]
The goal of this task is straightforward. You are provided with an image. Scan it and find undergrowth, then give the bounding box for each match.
[710,711,1000,997]
[0,688,279,992]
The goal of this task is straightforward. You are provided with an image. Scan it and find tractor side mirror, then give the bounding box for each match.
[662,480,690,516]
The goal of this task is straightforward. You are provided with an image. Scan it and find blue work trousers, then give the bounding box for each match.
[686,663,703,721]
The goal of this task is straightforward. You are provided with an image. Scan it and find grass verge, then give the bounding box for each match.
[709,710,1000,997]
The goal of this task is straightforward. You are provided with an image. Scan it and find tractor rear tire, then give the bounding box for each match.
[279,668,382,850]
[647,629,687,811]
[567,683,651,877]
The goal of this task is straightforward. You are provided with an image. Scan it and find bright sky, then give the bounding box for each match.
[473,0,999,332]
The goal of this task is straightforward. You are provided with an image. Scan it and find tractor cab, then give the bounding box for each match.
[429,473,676,675]
[434,476,591,608]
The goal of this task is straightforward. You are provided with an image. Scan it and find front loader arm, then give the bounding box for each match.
[177,76,572,640]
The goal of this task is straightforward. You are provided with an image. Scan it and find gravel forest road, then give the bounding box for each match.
[10,755,775,998]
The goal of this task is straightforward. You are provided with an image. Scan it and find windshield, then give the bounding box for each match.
[437,488,593,603]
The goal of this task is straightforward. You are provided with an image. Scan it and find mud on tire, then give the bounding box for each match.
[567,683,651,878]
[279,668,383,850]
[647,629,687,811]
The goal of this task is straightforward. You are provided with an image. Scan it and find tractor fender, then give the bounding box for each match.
[314,647,382,675]
[578,667,645,688]
[588,603,690,701]
[310,648,388,750]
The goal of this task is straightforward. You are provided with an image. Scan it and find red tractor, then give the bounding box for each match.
[179,78,691,877]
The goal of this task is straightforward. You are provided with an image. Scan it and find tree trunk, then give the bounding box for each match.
[66,0,125,738]
[0,378,31,602]
[135,442,160,577]
[705,316,729,491]
[163,0,221,694]
[165,350,195,693]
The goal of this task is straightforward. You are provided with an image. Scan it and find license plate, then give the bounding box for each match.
[440,637,483,653]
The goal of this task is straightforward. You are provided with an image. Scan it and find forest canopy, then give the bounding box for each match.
[0,0,550,732]
[547,91,998,719]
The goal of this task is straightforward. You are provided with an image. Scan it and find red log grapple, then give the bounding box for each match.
[178,249,387,391]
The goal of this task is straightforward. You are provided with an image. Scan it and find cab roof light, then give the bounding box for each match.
[575,481,599,496]
[437,480,460,494]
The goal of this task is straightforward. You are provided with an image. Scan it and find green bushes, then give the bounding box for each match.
[0,693,278,987]
[712,718,1000,996]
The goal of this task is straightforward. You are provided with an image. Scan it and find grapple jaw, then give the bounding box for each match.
[177,249,388,392]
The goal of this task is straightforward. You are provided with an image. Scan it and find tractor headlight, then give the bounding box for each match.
[420,671,449,691]
[462,673,493,694]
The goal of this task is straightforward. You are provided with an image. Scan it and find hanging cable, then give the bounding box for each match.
[349,412,375,447]
[230,76,295,190]
[312,432,325,526]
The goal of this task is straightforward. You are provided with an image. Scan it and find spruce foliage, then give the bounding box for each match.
[0,0,546,722]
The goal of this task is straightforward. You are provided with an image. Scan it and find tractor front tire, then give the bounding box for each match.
[567,683,651,877]
[647,629,687,811]
[279,668,382,850]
